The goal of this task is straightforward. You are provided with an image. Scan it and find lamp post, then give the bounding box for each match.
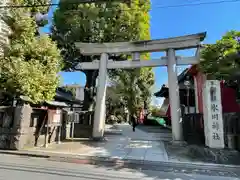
[184,76,191,114]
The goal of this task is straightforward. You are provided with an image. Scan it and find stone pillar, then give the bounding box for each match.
[11,104,32,150]
[92,53,108,140]
[75,86,84,101]
[203,80,224,149]
[167,49,183,142]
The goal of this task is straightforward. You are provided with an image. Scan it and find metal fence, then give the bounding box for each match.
[223,113,240,150]
[182,113,205,145]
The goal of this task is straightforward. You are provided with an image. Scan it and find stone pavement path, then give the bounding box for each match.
[136,125,172,141]
[22,124,169,162]
[102,124,169,162]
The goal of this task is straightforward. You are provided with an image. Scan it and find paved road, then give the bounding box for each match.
[0,154,239,180]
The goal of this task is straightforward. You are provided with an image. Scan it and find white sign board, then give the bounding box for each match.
[48,109,62,125]
[75,86,84,101]
[203,80,224,149]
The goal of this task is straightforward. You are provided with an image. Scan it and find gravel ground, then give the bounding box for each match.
[164,142,240,165]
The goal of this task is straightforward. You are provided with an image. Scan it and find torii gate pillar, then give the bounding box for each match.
[167,49,183,141]
[93,50,183,141]
[92,53,108,139]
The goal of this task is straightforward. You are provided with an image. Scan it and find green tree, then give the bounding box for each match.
[0,0,62,103]
[105,86,125,122]
[52,0,153,114]
[149,105,165,117]
[200,30,240,79]
[110,67,154,117]
[61,85,76,97]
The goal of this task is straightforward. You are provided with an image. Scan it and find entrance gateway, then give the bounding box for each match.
[74,32,206,142]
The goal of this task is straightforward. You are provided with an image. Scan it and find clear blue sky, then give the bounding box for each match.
[41,0,240,106]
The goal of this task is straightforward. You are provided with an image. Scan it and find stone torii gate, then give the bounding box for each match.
[75,32,206,142]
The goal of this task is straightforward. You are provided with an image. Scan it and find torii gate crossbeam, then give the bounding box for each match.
[75,32,206,142]
[75,56,199,70]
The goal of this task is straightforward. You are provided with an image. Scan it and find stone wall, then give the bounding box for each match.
[73,124,93,138]
[0,105,34,150]
[12,104,33,149]
[0,107,15,149]
[0,104,69,150]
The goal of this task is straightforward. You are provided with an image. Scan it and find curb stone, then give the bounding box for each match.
[104,130,122,135]
[0,150,50,158]
[47,155,240,177]
[0,150,240,172]
[0,151,239,177]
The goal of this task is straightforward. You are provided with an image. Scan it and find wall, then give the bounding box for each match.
[220,82,240,113]
[194,72,240,113]
[0,105,33,150]
[0,107,16,149]
[194,71,206,114]
[0,105,69,150]
[159,98,169,115]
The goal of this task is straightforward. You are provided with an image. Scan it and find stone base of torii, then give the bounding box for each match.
[74,32,206,144]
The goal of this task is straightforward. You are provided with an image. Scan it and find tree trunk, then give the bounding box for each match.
[82,70,98,124]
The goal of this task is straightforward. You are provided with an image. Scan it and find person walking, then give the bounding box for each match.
[131,113,138,132]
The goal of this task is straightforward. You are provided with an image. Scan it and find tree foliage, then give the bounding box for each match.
[109,67,154,116]
[53,0,154,114]
[106,86,125,121]
[53,0,151,69]
[149,105,166,117]
[200,30,240,80]
[106,71,153,121]
[0,0,62,103]
[61,85,76,97]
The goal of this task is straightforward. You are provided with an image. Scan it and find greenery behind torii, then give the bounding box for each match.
[52,0,154,116]
[200,30,240,80]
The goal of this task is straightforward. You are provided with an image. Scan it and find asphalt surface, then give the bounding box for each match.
[0,154,239,180]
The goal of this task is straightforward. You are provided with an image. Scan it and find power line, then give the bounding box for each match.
[0,0,113,9]
[0,0,239,10]
[154,0,240,9]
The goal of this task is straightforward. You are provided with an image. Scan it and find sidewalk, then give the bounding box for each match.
[0,124,168,165]
[0,124,171,172]
[138,124,240,165]
[1,124,240,171]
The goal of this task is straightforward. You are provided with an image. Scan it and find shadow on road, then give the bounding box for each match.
[0,158,238,180]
